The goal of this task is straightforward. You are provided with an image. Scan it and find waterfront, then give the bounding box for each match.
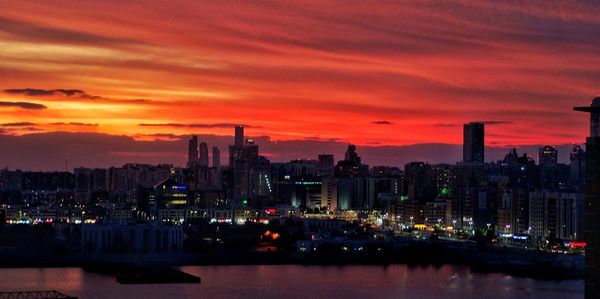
[0,265,583,299]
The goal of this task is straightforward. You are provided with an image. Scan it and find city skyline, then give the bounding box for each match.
[1,2,597,298]
[1,1,599,150]
[0,128,587,171]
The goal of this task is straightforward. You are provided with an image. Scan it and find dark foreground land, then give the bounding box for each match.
[0,240,583,281]
[0,223,583,281]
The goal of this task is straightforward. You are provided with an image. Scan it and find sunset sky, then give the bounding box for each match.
[1,1,599,169]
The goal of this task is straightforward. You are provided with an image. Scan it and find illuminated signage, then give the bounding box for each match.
[568,241,587,248]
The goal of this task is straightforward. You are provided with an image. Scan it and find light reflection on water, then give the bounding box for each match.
[0,265,583,299]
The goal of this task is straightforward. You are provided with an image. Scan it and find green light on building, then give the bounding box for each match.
[242,199,248,205]
[440,188,449,196]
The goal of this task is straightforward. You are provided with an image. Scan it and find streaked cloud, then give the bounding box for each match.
[0,0,597,148]
[139,123,259,128]
[1,122,36,127]
[371,121,393,125]
[0,101,47,110]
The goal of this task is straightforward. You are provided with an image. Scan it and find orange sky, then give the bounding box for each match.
[1,0,599,147]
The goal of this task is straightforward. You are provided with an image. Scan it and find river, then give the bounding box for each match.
[0,265,583,298]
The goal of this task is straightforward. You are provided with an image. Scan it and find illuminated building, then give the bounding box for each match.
[320,177,338,210]
[109,164,172,203]
[228,127,272,206]
[538,145,558,167]
[570,145,586,190]
[574,96,600,299]
[528,190,583,243]
[335,145,368,177]
[538,145,564,190]
[424,200,451,227]
[74,167,108,203]
[154,178,189,208]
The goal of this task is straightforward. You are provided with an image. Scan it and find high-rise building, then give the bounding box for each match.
[574,96,600,299]
[199,142,209,167]
[570,145,586,189]
[187,136,199,167]
[235,125,244,147]
[529,190,582,243]
[344,144,361,165]
[404,162,435,204]
[538,145,558,167]
[320,177,338,210]
[212,147,221,168]
[317,154,334,177]
[228,127,272,205]
[463,122,485,164]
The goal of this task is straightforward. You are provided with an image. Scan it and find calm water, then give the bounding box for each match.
[0,265,583,299]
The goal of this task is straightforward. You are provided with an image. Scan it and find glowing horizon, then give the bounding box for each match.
[1,0,599,147]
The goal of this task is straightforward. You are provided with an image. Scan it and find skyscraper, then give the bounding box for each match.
[213,146,221,168]
[463,122,485,164]
[187,135,199,167]
[570,145,586,189]
[199,142,209,167]
[317,154,334,177]
[574,96,600,299]
[344,144,361,164]
[235,125,244,147]
[538,145,558,167]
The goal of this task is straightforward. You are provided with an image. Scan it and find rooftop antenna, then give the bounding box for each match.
[65,155,72,172]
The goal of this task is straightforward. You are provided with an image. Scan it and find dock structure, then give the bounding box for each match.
[0,290,77,299]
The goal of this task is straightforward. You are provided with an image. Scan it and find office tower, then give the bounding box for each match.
[228,126,271,205]
[187,136,199,167]
[213,147,221,168]
[199,142,209,167]
[317,154,334,177]
[320,177,338,210]
[463,122,485,164]
[235,125,244,146]
[528,190,582,242]
[574,96,600,299]
[539,145,558,167]
[344,144,361,164]
[538,145,560,190]
[570,145,586,189]
[404,162,435,204]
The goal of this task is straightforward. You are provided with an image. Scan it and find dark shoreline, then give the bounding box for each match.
[0,241,584,281]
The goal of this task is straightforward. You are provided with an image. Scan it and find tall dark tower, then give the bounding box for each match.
[574,96,600,299]
[463,122,485,164]
[538,145,558,167]
[212,146,221,168]
[235,125,244,147]
[187,135,199,167]
[199,142,209,167]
